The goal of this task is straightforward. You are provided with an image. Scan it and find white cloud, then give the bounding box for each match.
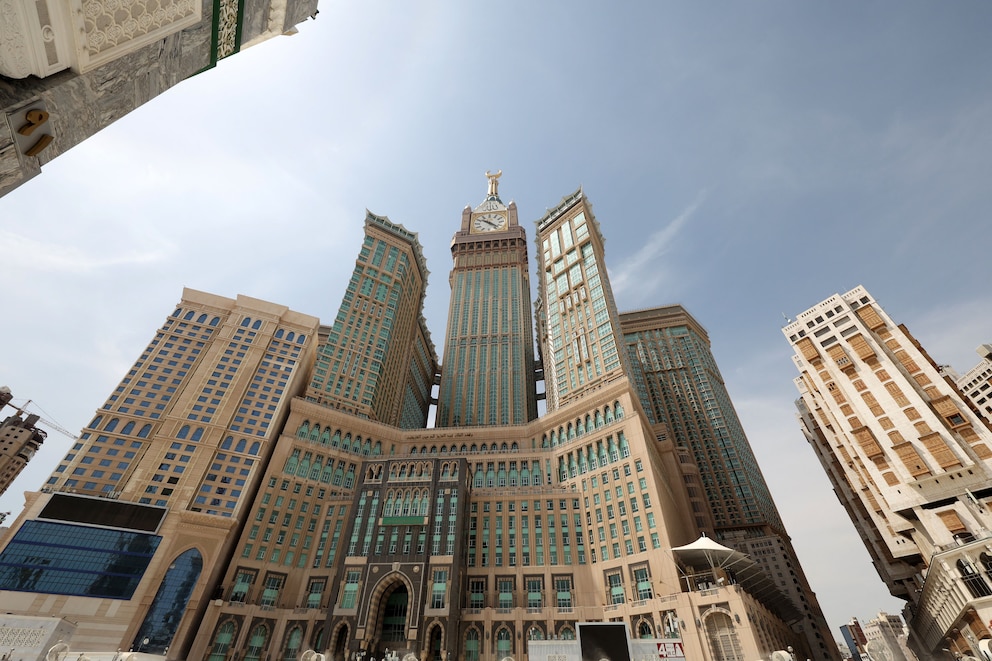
[609,189,708,303]
[0,229,173,273]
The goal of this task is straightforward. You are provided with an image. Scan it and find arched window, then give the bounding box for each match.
[559,626,575,640]
[89,415,103,429]
[252,319,262,330]
[297,421,310,438]
[191,427,204,442]
[638,620,653,638]
[495,628,512,659]
[210,316,220,327]
[527,626,544,641]
[311,627,325,651]
[184,310,195,320]
[244,624,269,661]
[137,424,152,439]
[958,559,992,598]
[297,334,306,344]
[981,552,992,581]
[172,309,182,317]
[207,621,237,661]
[249,441,261,455]
[615,401,624,418]
[465,629,480,661]
[221,436,233,450]
[282,626,304,661]
[241,318,251,328]
[121,421,135,435]
[177,425,189,439]
[275,329,285,339]
[105,418,119,433]
[286,332,296,342]
[132,548,203,654]
[703,611,743,661]
[235,439,247,453]
[197,314,208,323]
[285,450,300,475]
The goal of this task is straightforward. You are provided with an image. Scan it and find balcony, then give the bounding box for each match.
[909,535,992,654]
[0,0,200,78]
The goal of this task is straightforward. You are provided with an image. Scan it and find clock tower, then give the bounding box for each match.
[435,172,539,427]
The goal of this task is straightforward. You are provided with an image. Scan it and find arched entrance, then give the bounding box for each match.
[379,584,409,645]
[132,548,203,654]
[330,624,349,661]
[428,624,443,661]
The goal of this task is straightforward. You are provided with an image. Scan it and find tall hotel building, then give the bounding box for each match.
[620,306,835,654]
[0,177,835,661]
[0,290,320,655]
[1,0,319,197]
[784,286,992,661]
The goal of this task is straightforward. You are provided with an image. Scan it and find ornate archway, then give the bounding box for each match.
[329,622,350,661]
[426,622,444,661]
[363,573,414,652]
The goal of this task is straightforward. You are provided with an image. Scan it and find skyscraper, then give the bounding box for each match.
[951,344,992,427]
[436,171,538,427]
[0,0,319,197]
[621,305,836,659]
[784,286,992,661]
[0,178,836,661]
[306,211,436,429]
[0,289,319,656]
[534,189,627,413]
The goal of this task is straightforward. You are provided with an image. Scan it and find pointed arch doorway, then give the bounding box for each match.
[378,583,409,645]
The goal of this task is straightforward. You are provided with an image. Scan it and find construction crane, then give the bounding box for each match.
[0,387,78,441]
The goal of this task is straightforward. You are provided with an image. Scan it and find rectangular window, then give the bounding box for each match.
[341,570,361,608]
[431,569,448,609]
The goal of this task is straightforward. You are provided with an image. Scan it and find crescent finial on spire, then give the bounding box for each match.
[485,170,502,197]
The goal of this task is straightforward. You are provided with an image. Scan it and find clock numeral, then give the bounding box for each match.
[25,134,54,156]
[15,107,55,157]
[18,109,50,137]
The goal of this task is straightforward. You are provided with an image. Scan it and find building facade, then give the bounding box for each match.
[0,386,47,497]
[952,344,992,427]
[0,289,320,657]
[620,305,836,659]
[1,0,319,197]
[436,171,538,427]
[784,286,992,661]
[0,179,836,661]
[305,211,437,429]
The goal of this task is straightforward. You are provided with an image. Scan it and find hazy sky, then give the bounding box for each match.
[3,1,992,639]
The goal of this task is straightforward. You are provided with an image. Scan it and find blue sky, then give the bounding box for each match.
[3,1,992,638]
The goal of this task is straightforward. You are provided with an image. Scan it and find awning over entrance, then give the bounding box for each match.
[671,535,801,624]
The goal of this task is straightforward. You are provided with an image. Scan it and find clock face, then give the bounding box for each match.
[473,212,507,232]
